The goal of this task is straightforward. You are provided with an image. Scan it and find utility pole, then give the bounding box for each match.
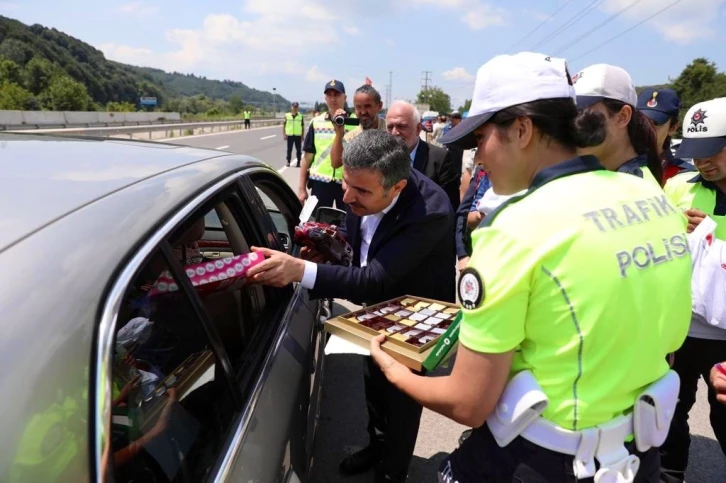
[388,71,393,107]
[272,87,277,116]
[421,71,432,104]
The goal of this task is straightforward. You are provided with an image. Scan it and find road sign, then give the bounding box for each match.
[140,97,157,107]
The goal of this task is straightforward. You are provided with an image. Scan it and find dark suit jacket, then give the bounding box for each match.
[412,140,460,211]
[312,169,455,305]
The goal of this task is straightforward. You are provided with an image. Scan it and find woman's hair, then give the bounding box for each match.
[574,99,662,184]
[488,98,607,149]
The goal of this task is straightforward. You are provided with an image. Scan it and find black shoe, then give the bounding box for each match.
[286,162,290,167]
[374,467,408,483]
[296,162,300,167]
[458,428,473,447]
[339,444,382,475]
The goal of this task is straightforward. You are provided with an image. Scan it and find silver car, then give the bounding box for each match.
[0,133,326,483]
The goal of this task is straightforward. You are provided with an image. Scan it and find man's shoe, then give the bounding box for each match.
[374,467,408,483]
[339,444,382,475]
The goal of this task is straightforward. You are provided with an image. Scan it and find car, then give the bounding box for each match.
[0,133,326,483]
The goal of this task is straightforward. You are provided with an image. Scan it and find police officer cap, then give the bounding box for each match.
[676,97,726,159]
[324,80,345,94]
[440,52,576,150]
[637,87,681,125]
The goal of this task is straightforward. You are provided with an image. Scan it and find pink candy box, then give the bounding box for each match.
[149,252,264,297]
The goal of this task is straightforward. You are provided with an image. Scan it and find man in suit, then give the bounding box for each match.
[386,101,461,210]
[247,129,455,482]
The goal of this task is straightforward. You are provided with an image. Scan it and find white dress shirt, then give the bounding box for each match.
[300,195,400,289]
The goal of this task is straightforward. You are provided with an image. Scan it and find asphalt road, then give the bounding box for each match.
[169,128,725,482]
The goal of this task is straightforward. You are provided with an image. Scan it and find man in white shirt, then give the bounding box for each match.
[247,129,455,483]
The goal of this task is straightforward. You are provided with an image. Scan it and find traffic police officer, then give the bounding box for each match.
[660,97,726,482]
[283,101,304,167]
[636,87,695,183]
[573,64,663,186]
[369,52,692,482]
[298,80,357,208]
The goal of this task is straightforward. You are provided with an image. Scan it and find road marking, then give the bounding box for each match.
[216,145,229,150]
[278,167,288,174]
[261,135,277,140]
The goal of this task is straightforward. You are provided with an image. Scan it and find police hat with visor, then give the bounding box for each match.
[637,87,681,126]
[440,52,576,150]
[572,63,637,110]
[676,97,726,159]
[324,79,345,94]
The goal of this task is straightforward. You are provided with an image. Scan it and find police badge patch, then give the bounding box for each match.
[458,268,484,310]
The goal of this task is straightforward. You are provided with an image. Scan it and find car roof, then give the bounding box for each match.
[0,133,232,252]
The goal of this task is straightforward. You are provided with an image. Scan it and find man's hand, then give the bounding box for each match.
[247,246,306,287]
[332,108,347,136]
[685,208,707,233]
[283,134,288,140]
[370,334,412,386]
[710,363,726,404]
[298,189,308,204]
[458,257,470,272]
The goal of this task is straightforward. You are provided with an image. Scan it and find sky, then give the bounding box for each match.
[2,0,726,110]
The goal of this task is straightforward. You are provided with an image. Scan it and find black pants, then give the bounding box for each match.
[244,119,250,129]
[659,336,726,481]
[309,179,344,209]
[364,356,423,479]
[286,136,301,165]
[439,424,661,482]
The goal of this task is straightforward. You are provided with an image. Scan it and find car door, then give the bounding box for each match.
[96,168,319,483]
[221,168,324,482]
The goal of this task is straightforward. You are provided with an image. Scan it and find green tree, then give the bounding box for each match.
[228,95,243,114]
[0,38,33,65]
[45,75,93,110]
[107,101,136,112]
[458,99,472,114]
[417,86,452,114]
[0,81,33,109]
[23,56,55,94]
[0,56,23,85]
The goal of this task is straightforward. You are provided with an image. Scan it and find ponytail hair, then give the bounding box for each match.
[489,98,607,150]
[601,99,663,185]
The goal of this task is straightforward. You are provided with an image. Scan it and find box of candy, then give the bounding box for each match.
[324,295,461,371]
[148,252,264,297]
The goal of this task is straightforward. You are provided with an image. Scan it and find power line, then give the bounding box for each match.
[529,0,604,51]
[508,0,575,52]
[552,0,645,56]
[570,0,685,63]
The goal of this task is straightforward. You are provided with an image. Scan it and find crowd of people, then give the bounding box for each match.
[267,52,726,483]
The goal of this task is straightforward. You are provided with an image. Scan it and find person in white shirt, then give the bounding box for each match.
[247,129,455,483]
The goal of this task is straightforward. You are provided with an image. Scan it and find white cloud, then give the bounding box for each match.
[461,3,506,31]
[343,26,360,35]
[98,43,155,65]
[306,65,331,84]
[600,0,726,44]
[117,1,158,17]
[442,67,475,83]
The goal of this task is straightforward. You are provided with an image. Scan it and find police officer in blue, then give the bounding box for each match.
[636,87,695,183]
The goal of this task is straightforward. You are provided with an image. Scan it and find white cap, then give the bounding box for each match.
[572,64,637,110]
[676,97,726,159]
[440,52,576,149]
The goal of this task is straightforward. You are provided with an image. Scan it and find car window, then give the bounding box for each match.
[111,249,237,483]
[248,176,299,254]
[108,188,279,481]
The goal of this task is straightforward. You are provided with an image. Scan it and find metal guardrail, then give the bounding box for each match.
[0,115,279,131]
[5,118,285,139]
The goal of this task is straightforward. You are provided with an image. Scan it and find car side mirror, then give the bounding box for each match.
[278,232,291,251]
[314,207,346,226]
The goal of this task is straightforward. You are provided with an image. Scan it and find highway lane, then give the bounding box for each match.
[170,130,725,482]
